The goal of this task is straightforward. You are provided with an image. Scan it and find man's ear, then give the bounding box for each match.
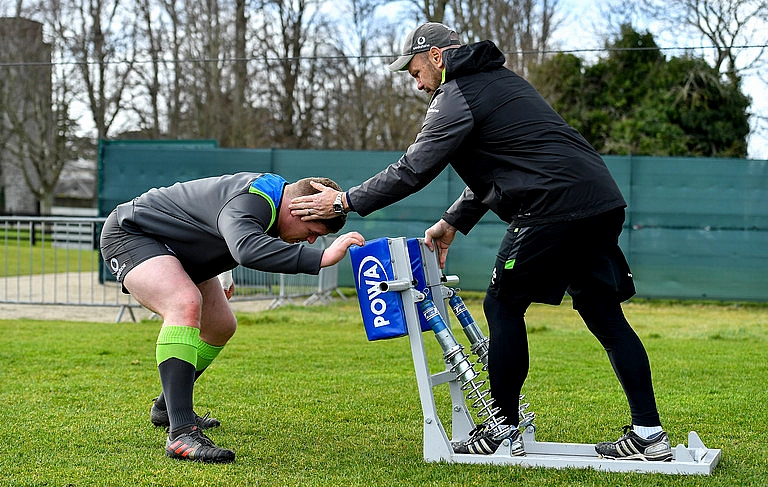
[429,46,444,68]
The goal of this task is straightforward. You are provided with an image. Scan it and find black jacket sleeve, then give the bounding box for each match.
[442,187,489,235]
[347,86,475,217]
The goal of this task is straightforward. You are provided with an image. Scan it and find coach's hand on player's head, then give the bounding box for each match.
[320,231,365,268]
[289,181,338,221]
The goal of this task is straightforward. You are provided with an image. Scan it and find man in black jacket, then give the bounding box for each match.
[101,173,364,463]
[290,23,672,461]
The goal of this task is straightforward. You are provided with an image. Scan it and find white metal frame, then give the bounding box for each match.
[383,237,721,475]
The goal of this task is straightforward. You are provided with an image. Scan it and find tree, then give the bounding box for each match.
[581,25,670,154]
[6,0,576,161]
[665,56,750,156]
[315,0,423,150]
[451,0,561,76]
[251,0,306,148]
[401,0,560,77]
[151,0,184,138]
[132,0,163,138]
[529,24,750,157]
[637,0,766,157]
[638,0,767,81]
[46,0,136,141]
[127,0,260,145]
[181,0,234,145]
[526,52,585,132]
[231,0,249,146]
[406,0,450,22]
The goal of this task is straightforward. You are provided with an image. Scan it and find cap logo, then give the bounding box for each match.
[417,36,426,45]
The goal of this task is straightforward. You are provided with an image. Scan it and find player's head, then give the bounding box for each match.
[279,177,347,244]
[290,177,346,233]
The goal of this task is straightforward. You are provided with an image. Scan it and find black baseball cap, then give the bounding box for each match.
[388,22,461,72]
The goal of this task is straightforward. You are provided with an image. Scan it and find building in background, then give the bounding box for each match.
[0,17,52,215]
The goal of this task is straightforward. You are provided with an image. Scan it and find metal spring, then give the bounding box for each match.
[519,398,536,430]
[443,346,478,385]
[469,337,490,372]
[466,336,534,430]
[445,348,510,438]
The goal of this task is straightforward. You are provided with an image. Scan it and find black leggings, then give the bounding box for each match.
[483,289,661,427]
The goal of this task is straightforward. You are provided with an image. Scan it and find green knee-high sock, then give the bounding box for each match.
[156,325,199,434]
[154,337,224,410]
[195,339,225,372]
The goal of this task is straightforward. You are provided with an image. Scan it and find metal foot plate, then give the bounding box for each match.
[436,429,721,475]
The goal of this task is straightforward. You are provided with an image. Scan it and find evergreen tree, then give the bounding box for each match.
[529,24,750,157]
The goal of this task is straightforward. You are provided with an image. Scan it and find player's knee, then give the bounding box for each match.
[571,287,611,313]
[219,313,238,341]
[177,287,204,310]
[203,312,237,345]
[160,287,204,324]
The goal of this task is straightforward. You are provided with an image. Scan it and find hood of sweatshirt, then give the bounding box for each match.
[443,40,507,82]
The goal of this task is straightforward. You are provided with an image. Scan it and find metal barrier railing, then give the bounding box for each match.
[0,216,341,320]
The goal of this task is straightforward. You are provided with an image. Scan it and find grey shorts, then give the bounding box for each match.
[99,210,175,286]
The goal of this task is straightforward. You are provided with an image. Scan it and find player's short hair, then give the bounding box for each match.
[293,177,347,233]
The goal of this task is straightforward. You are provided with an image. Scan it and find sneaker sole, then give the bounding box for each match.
[598,452,673,462]
[166,450,235,463]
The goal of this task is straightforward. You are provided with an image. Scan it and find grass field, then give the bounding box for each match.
[1,294,766,486]
[1,241,99,277]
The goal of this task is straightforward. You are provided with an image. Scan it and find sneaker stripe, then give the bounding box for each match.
[482,439,495,454]
[620,441,640,456]
[169,440,195,457]
[472,439,485,454]
[469,437,493,454]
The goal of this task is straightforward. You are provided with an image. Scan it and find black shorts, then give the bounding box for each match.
[100,210,176,286]
[486,208,635,305]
